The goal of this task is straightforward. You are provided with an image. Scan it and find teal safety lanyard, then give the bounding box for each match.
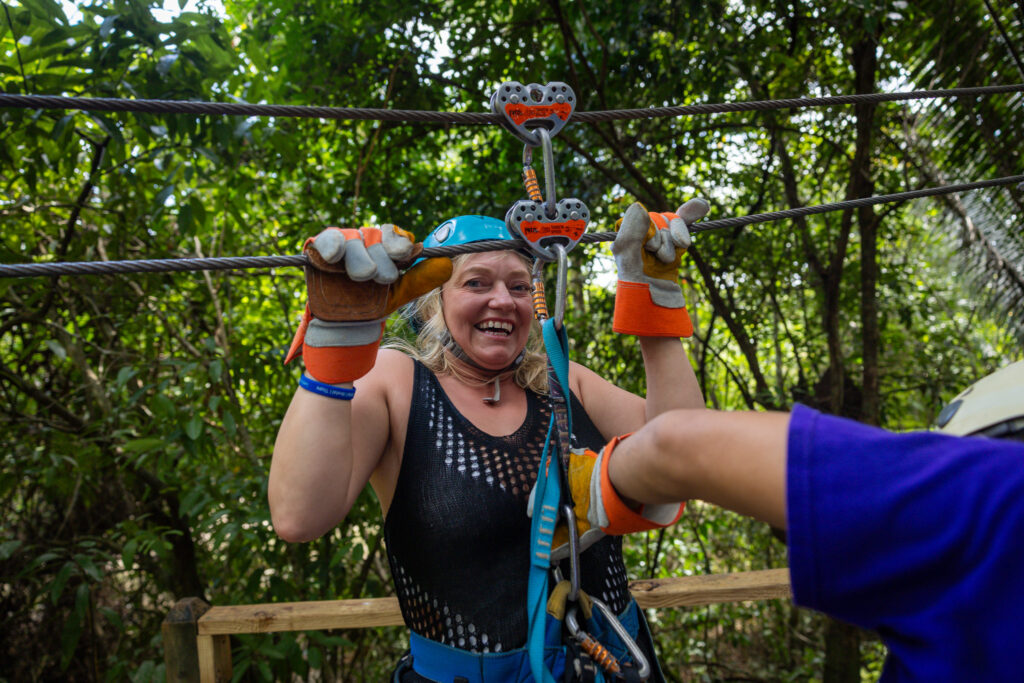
[527,317,573,683]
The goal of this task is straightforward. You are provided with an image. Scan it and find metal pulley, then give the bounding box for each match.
[490,80,576,145]
[492,82,590,263]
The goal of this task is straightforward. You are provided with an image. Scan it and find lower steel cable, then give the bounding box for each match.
[1,174,1021,278]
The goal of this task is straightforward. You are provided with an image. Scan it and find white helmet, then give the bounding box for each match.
[935,360,1024,439]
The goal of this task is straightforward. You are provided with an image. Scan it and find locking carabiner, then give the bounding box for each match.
[565,597,652,681]
[562,501,582,601]
[523,127,557,219]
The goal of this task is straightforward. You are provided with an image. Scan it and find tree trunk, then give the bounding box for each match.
[853,36,881,428]
[824,620,862,683]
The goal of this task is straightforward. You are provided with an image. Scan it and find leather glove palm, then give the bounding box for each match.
[285,225,452,384]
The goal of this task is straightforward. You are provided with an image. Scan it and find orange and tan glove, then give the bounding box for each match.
[611,199,709,337]
[529,435,686,562]
[284,225,452,384]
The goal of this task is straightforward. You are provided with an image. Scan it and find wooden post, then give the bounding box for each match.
[197,634,232,683]
[163,597,212,683]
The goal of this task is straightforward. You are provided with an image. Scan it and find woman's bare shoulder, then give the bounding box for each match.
[363,348,414,382]
[352,349,414,408]
[377,347,414,368]
[567,360,603,395]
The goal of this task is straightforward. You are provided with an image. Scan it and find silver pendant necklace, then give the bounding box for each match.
[482,376,501,404]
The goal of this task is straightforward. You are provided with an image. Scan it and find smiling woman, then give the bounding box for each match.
[269,208,707,682]
[401,248,549,401]
[444,253,533,360]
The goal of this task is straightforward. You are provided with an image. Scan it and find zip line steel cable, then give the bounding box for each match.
[2,82,1023,279]
[1,83,1024,123]
[3,174,1022,278]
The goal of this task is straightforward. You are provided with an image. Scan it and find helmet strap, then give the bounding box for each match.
[438,329,526,404]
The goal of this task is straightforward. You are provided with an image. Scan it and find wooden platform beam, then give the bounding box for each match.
[183,569,791,682]
[195,569,791,636]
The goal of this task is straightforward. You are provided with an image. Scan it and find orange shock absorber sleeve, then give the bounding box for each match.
[531,276,549,321]
[522,167,543,202]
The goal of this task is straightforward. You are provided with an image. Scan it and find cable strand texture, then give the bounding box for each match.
[3,175,1021,278]
[2,84,1022,124]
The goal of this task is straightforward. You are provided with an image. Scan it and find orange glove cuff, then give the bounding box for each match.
[613,281,693,337]
[301,334,382,384]
[599,434,686,535]
[284,310,384,384]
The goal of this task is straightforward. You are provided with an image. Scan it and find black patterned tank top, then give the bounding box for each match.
[383,361,634,653]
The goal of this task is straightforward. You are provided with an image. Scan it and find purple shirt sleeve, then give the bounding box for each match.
[786,404,1024,679]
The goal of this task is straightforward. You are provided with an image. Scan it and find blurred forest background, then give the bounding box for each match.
[2,0,1023,680]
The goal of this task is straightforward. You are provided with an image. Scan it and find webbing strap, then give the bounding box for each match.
[542,319,573,437]
[527,318,574,683]
[527,417,559,683]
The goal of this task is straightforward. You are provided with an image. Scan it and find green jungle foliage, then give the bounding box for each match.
[1,0,1022,680]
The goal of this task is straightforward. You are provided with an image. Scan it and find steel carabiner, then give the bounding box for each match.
[564,600,652,681]
[521,129,558,219]
[562,502,582,602]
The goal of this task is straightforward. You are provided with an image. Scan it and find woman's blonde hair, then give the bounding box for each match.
[387,253,549,395]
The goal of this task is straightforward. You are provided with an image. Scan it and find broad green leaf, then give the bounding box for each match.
[99,606,125,632]
[223,410,236,436]
[121,538,139,568]
[184,416,203,440]
[132,659,155,683]
[50,562,76,604]
[178,203,194,234]
[59,584,90,669]
[116,366,137,387]
[155,186,175,208]
[188,195,207,228]
[122,437,165,453]
[18,0,64,22]
[151,394,176,420]
[0,540,22,560]
[73,553,103,581]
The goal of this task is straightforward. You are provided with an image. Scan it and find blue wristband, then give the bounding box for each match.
[299,374,356,400]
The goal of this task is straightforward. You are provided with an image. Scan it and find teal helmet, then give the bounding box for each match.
[412,214,531,267]
[405,215,529,333]
[420,215,514,257]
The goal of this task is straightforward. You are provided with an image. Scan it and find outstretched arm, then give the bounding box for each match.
[270,358,395,542]
[607,409,791,530]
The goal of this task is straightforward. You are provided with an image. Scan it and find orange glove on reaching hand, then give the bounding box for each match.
[528,436,685,561]
[285,225,452,385]
[611,199,709,337]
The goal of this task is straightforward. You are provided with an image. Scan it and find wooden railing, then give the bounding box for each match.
[163,568,791,683]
